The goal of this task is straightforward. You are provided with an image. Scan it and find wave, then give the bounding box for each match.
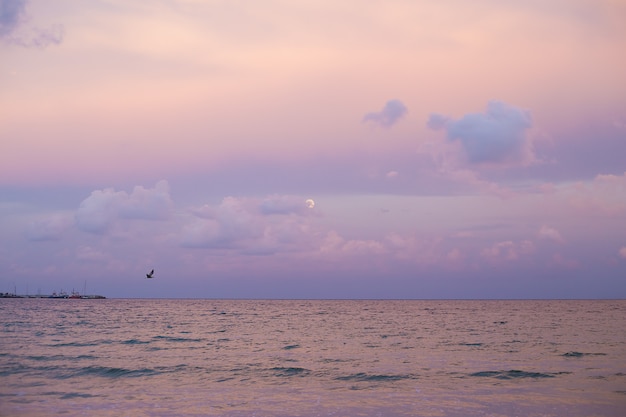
[0,363,29,377]
[152,335,203,343]
[469,370,571,379]
[3,362,169,380]
[335,372,417,382]
[75,365,160,378]
[562,351,606,357]
[61,392,96,399]
[270,367,311,377]
[121,339,151,345]
[26,354,97,362]
[49,340,112,347]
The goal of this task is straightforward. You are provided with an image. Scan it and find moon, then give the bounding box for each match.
[305,199,315,209]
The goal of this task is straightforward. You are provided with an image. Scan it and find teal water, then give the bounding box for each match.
[1,299,625,416]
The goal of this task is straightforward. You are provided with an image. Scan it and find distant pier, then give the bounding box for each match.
[0,292,106,299]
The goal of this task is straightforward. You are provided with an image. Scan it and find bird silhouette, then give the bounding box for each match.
[146,269,155,279]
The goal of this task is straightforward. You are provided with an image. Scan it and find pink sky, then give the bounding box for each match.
[1,0,625,298]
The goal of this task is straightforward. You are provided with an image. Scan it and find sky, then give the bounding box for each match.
[1,0,625,299]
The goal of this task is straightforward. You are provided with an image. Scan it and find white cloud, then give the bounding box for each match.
[181,195,314,252]
[319,231,386,256]
[0,0,25,38]
[446,248,463,262]
[25,213,72,241]
[75,188,121,234]
[566,172,626,216]
[0,0,64,48]
[75,245,108,263]
[259,195,312,215]
[75,180,173,234]
[428,101,534,166]
[119,180,173,220]
[481,240,535,262]
[180,219,222,248]
[341,238,386,255]
[426,113,449,130]
[363,99,407,128]
[419,101,542,197]
[384,233,444,263]
[550,253,580,269]
[538,225,565,244]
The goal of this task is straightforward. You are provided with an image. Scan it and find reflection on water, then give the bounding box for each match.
[1,299,625,416]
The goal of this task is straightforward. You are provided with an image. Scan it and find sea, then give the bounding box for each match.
[1,299,625,417]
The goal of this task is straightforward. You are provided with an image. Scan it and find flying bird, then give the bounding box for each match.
[146,269,155,279]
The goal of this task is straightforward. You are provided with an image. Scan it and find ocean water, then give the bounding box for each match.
[1,299,625,417]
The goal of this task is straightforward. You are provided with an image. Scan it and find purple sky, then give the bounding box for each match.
[1,0,625,299]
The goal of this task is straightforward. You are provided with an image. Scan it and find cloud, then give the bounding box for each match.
[259,195,313,215]
[384,234,445,264]
[441,167,513,198]
[0,0,25,37]
[550,253,580,269]
[420,101,539,197]
[75,189,122,234]
[316,232,464,268]
[426,113,450,130]
[363,99,407,128]
[183,196,261,248]
[319,230,386,256]
[75,245,108,263]
[10,24,64,48]
[180,219,220,248]
[75,180,173,234]
[181,195,314,251]
[428,101,534,165]
[0,0,64,48]
[446,248,463,263]
[481,240,535,262]
[25,213,73,241]
[619,247,626,259]
[538,225,565,244]
[567,172,626,216]
[119,180,173,220]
